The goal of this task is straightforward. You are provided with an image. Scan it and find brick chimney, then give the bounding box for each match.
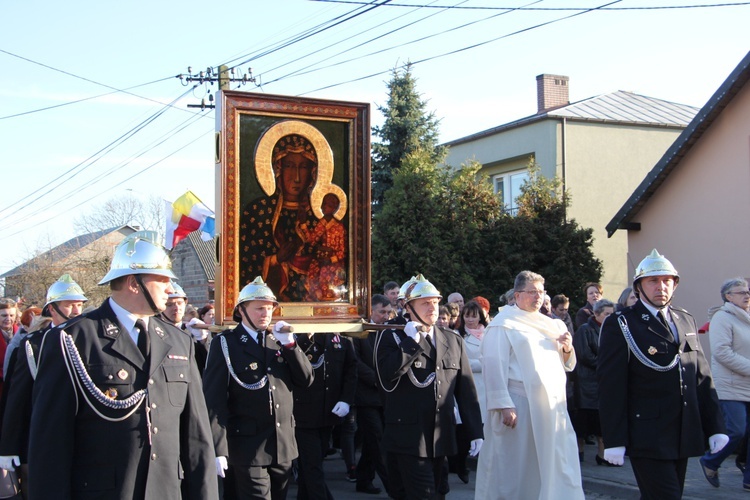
[536,74,569,113]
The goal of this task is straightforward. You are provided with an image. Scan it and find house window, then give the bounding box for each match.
[493,170,528,215]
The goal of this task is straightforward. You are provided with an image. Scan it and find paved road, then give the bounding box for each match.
[289,442,749,499]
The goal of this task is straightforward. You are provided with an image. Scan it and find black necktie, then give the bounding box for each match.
[257,330,265,346]
[657,310,669,329]
[136,319,150,358]
[422,333,435,358]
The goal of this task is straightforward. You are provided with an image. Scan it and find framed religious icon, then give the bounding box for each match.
[215,91,371,325]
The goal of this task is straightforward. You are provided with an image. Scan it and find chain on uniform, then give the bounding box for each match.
[60,332,147,420]
[617,316,681,372]
[374,330,436,393]
[220,336,268,390]
[25,341,38,380]
[310,353,325,370]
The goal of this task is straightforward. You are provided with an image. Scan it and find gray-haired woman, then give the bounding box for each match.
[700,278,750,490]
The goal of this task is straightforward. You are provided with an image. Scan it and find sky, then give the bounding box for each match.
[0,0,748,276]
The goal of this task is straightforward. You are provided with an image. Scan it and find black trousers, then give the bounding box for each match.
[355,405,389,491]
[295,426,334,500]
[630,457,688,500]
[233,461,292,500]
[387,452,444,500]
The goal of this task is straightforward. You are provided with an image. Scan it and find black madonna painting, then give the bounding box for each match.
[216,91,370,323]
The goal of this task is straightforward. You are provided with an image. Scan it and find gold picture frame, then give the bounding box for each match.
[215,91,371,324]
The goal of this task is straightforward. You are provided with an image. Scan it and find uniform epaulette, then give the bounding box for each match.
[671,305,693,317]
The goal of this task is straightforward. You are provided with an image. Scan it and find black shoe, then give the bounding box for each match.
[738,460,747,473]
[585,435,596,445]
[356,483,382,494]
[346,467,357,482]
[457,470,470,484]
[699,457,720,488]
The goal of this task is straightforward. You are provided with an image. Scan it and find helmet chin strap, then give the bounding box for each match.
[240,304,264,333]
[134,274,161,315]
[51,302,70,321]
[407,304,433,330]
[161,311,177,324]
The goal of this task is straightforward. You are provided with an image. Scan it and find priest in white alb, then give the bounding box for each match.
[475,270,584,499]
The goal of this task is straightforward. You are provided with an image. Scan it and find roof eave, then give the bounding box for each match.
[606,51,750,237]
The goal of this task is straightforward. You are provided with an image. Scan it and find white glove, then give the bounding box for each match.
[709,433,730,454]
[0,456,19,471]
[469,439,484,457]
[603,447,626,466]
[404,322,422,343]
[215,456,228,477]
[273,321,295,345]
[331,401,350,417]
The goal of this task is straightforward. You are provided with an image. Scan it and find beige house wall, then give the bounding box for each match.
[444,121,558,179]
[564,122,685,298]
[627,82,750,341]
[445,119,685,299]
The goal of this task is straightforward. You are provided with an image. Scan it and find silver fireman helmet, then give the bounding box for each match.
[233,276,279,322]
[98,230,176,285]
[397,276,418,301]
[168,280,188,299]
[633,248,680,284]
[404,274,442,305]
[45,274,88,307]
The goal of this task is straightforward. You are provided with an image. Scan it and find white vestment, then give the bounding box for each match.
[475,305,584,500]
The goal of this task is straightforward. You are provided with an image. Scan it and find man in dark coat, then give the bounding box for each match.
[597,249,728,499]
[352,294,392,495]
[293,332,357,499]
[0,274,88,496]
[27,231,218,500]
[203,276,314,499]
[376,275,483,499]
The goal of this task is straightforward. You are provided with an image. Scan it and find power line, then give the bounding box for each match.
[300,0,622,94]
[264,0,541,86]
[0,129,213,240]
[311,0,750,10]
[0,48,192,118]
[0,87,198,221]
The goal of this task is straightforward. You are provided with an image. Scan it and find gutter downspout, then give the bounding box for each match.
[561,117,568,221]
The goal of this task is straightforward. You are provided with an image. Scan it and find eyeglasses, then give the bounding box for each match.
[519,290,545,296]
[729,291,750,296]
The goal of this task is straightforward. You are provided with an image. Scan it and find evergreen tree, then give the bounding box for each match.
[372,153,602,312]
[371,63,445,213]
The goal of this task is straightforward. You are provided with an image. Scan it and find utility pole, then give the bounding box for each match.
[178,65,259,109]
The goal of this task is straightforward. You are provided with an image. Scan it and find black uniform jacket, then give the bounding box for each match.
[376,325,483,458]
[0,328,47,462]
[294,334,357,428]
[597,301,725,460]
[202,325,314,466]
[27,300,218,500]
[353,332,384,408]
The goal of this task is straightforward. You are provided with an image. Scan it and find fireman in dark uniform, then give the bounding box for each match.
[375,274,483,500]
[293,332,357,499]
[0,274,88,496]
[597,249,727,499]
[27,230,218,500]
[203,276,314,499]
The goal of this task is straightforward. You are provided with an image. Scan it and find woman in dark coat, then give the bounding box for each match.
[573,298,616,465]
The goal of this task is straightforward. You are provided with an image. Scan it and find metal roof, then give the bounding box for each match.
[186,231,216,281]
[443,90,698,147]
[606,50,750,237]
[0,225,136,279]
[549,91,698,127]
